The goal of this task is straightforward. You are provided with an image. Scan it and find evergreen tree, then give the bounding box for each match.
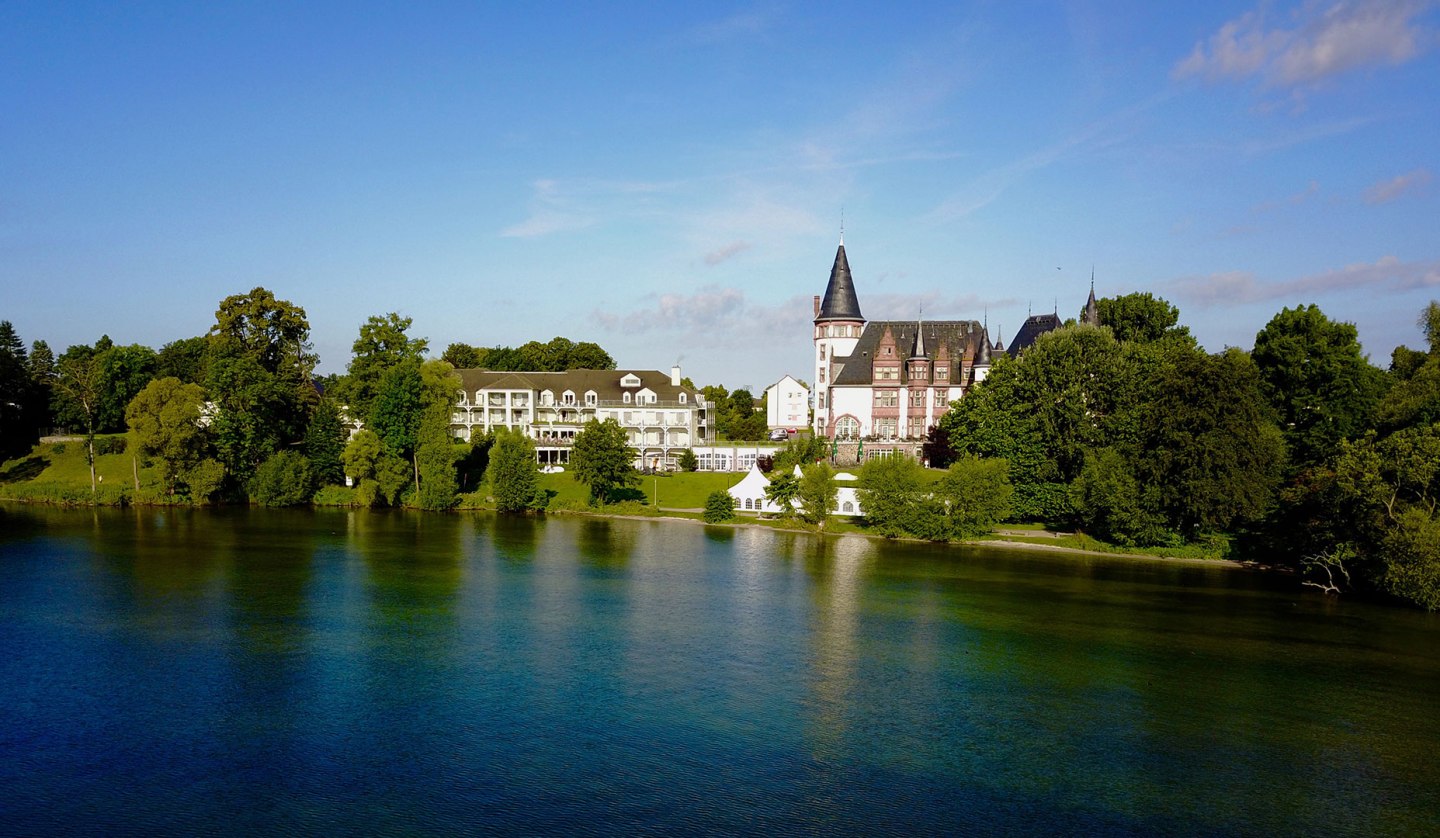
[304,399,347,486]
[27,339,55,436]
[0,322,32,458]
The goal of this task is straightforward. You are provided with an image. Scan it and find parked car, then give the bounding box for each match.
[769,428,791,441]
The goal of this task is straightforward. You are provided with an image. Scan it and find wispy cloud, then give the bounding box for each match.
[1254,179,1320,212]
[500,177,679,239]
[703,241,751,266]
[1364,167,1433,203]
[923,92,1170,223]
[684,10,773,45]
[1174,1,1435,89]
[592,286,1017,344]
[592,286,810,339]
[1167,255,1440,307]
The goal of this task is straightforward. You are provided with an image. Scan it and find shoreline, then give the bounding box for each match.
[2,494,1256,570]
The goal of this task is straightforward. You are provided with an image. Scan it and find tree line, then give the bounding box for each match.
[929,292,1439,610]
[0,287,624,510]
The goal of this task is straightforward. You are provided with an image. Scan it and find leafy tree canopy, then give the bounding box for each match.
[570,418,638,505]
[1093,292,1190,344]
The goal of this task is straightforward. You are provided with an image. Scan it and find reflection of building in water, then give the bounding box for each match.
[806,535,873,755]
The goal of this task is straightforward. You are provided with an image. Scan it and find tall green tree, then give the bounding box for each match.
[304,399,347,487]
[414,360,461,510]
[570,418,637,505]
[95,343,157,432]
[441,342,484,369]
[856,455,931,538]
[1093,292,1189,343]
[343,313,428,422]
[0,322,32,458]
[204,289,317,488]
[53,351,104,494]
[211,287,314,377]
[1252,305,1384,468]
[125,376,210,494]
[156,336,212,385]
[489,429,544,513]
[797,462,837,527]
[763,472,800,518]
[1137,347,1284,538]
[27,339,55,437]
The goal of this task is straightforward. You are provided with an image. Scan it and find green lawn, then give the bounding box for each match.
[537,470,741,509]
[1,437,160,490]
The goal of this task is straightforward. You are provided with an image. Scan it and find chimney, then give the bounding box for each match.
[813,295,821,317]
[670,365,681,387]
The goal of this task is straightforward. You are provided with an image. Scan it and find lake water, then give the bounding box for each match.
[2,504,1438,836]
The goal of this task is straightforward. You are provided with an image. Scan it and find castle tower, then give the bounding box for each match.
[1082,271,1099,327]
[813,237,865,435]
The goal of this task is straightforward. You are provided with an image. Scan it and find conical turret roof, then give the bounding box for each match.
[815,242,864,322]
[910,319,928,359]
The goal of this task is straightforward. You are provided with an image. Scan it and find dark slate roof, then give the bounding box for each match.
[815,243,864,322]
[1006,314,1062,357]
[454,368,700,403]
[832,320,987,386]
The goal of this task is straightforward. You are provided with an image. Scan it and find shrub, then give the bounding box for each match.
[182,459,226,504]
[313,485,360,507]
[249,451,315,507]
[676,448,698,472]
[704,490,736,523]
[95,436,127,455]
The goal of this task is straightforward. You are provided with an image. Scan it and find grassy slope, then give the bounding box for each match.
[0,437,162,494]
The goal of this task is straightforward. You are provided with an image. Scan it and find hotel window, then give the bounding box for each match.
[585,391,597,407]
[876,418,897,439]
[562,391,575,406]
[910,390,925,407]
[679,393,686,404]
[623,392,631,404]
[935,365,948,379]
[875,391,898,407]
[936,388,950,404]
[541,390,554,406]
[835,416,860,439]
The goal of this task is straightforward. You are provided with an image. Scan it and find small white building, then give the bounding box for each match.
[765,375,810,430]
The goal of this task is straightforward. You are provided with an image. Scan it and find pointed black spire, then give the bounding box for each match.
[815,241,864,323]
[910,314,927,359]
[1082,269,1099,327]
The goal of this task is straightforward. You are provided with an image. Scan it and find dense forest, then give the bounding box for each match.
[3,286,1439,609]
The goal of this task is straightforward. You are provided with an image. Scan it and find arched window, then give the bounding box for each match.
[678,393,687,404]
[562,391,576,406]
[835,416,860,439]
[541,390,554,406]
[744,498,753,509]
[842,501,854,513]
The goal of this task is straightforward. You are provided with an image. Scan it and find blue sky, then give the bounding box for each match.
[3,1,1437,390]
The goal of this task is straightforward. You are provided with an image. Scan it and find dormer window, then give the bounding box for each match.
[623,392,631,404]
[936,366,948,380]
[562,390,576,406]
[620,373,642,388]
[541,390,554,406]
[678,393,687,404]
[585,391,597,407]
